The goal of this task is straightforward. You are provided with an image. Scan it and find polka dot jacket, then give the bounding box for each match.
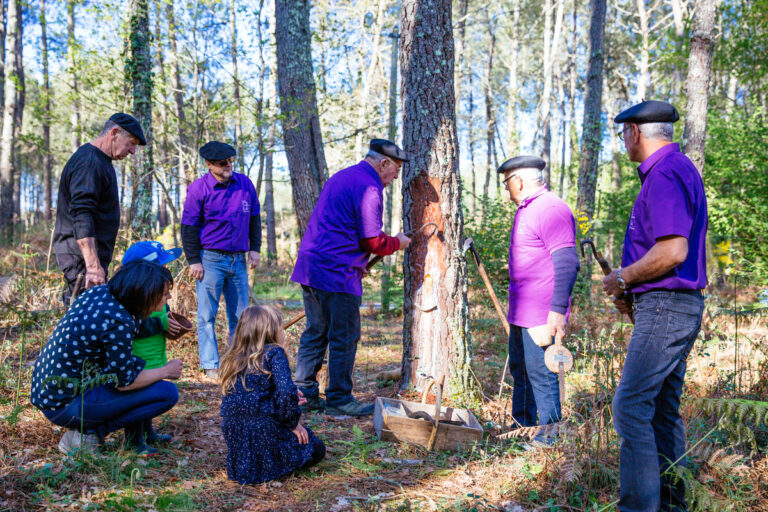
[30,285,146,411]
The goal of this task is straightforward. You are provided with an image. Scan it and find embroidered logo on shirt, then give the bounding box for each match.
[628,210,636,231]
[242,201,250,213]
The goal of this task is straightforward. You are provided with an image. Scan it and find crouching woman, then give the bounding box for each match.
[31,260,183,455]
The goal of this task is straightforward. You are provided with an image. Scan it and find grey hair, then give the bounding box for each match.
[510,167,543,184]
[638,122,674,142]
[100,120,130,138]
[366,149,385,161]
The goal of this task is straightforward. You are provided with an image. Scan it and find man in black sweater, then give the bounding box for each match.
[53,113,146,305]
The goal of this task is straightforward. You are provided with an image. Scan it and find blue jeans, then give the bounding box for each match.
[613,290,704,512]
[196,250,250,369]
[508,325,561,440]
[42,381,178,440]
[294,285,362,407]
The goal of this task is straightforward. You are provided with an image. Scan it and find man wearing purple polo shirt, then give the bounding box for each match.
[499,155,580,444]
[603,100,707,512]
[291,139,412,417]
[181,141,261,379]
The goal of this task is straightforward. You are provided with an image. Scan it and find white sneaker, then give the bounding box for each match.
[58,430,100,455]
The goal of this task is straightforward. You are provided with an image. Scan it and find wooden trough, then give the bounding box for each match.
[373,396,483,452]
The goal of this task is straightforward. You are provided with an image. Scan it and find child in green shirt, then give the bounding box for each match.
[123,241,190,445]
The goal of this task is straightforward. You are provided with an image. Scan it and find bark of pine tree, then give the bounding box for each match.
[400,0,474,398]
[683,0,717,173]
[0,0,22,238]
[576,0,607,221]
[67,0,81,153]
[275,0,328,238]
[41,0,53,220]
[128,0,154,236]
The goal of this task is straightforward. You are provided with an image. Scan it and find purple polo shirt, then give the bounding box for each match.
[508,188,576,328]
[181,171,260,252]
[291,160,384,296]
[622,143,708,293]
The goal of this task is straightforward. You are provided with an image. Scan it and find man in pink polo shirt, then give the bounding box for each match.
[500,155,580,444]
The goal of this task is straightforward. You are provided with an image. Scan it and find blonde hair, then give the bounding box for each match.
[219,305,284,395]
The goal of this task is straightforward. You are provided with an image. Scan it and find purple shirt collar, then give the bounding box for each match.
[203,171,231,188]
[519,186,547,208]
[360,160,383,187]
[637,143,679,183]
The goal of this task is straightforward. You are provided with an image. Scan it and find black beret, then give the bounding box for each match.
[370,139,409,162]
[109,113,147,145]
[199,141,236,161]
[497,155,545,174]
[614,100,679,124]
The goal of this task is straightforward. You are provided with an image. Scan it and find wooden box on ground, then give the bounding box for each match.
[373,396,483,452]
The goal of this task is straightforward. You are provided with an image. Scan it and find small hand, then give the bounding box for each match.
[189,263,204,281]
[84,268,106,289]
[396,232,412,250]
[602,269,622,297]
[297,389,307,407]
[164,359,184,380]
[166,316,182,337]
[613,294,633,315]
[292,423,309,444]
[546,311,567,340]
[248,251,260,268]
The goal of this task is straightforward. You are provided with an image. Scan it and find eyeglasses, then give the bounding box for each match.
[503,173,521,185]
[210,158,234,167]
[617,124,631,142]
[381,156,402,170]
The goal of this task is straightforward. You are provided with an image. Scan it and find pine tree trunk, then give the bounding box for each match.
[231,0,245,172]
[576,0,606,221]
[400,0,474,398]
[683,0,716,173]
[167,0,189,196]
[482,11,496,204]
[128,0,154,237]
[41,0,53,220]
[0,0,21,239]
[154,0,171,235]
[0,0,5,116]
[381,31,399,315]
[506,0,520,156]
[264,122,277,263]
[67,0,81,153]
[275,0,328,238]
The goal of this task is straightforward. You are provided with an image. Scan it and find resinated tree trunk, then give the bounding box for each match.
[400,0,474,398]
[128,0,154,236]
[0,0,22,239]
[275,0,328,238]
[576,0,606,221]
[41,0,53,220]
[683,0,717,173]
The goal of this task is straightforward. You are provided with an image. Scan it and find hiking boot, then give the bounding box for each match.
[300,395,326,412]
[326,399,375,417]
[58,430,100,455]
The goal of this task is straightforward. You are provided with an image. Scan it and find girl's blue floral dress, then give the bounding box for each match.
[220,345,325,484]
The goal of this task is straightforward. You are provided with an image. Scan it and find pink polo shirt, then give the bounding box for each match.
[507,187,576,327]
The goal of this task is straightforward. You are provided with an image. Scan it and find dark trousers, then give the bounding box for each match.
[55,252,109,306]
[42,381,179,442]
[508,325,561,441]
[613,290,704,512]
[294,285,362,407]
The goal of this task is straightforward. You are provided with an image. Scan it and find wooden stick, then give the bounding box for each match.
[426,375,445,451]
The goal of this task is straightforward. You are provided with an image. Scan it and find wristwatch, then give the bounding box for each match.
[616,268,628,290]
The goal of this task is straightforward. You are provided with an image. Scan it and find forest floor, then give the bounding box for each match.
[0,237,767,511]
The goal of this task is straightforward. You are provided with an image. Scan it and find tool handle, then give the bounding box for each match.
[427,375,445,451]
[470,246,510,336]
[283,311,306,330]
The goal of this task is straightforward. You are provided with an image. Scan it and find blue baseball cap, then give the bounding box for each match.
[122,241,182,266]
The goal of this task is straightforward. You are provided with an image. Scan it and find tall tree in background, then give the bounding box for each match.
[166,0,189,196]
[127,0,154,235]
[481,10,497,203]
[275,0,328,237]
[683,0,717,172]
[230,0,245,172]
[576,0,606,221]
[0,0,22,238]
[67,0,81,152]
[41,0,53,220]
[381,30,399,314]
[264,123,277,262]
[400,0,474,397]
[540,0,565,188]
[505,0,520,157]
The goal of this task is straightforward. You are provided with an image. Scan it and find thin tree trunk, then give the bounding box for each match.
[682,0,717,173]
[576,0,606,221]
[67,0,81,152]
[275,0,328,238]
[255,0,267,187]
[128,0,154,236]
[400,0,474,398]
[0,0,21,238]
[454,0,469,111]
[635,0,651,102]
[231,0,245,172]
[541,0,565,189]
[381,30,399,314]
[167,0,189,196]
[482,11,496,203]
[41,0,53,220]
[0,0,5,116]
[468,68,477,216]
[506,0,520,156]
[264,122,277,263]
[354,0,386,156]
[154,0,171,234]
